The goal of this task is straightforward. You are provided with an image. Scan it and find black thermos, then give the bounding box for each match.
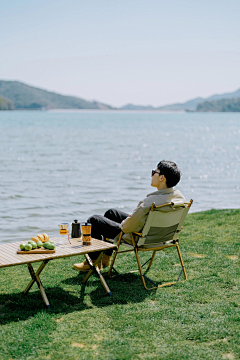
[71,219,81,238]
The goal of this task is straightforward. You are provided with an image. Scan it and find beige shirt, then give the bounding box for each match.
[120,187,186,234]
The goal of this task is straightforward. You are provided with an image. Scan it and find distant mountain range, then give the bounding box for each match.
[0,80,114,110]
[197,97,240,112]
[1,79,240,112]
[120,88,240,111]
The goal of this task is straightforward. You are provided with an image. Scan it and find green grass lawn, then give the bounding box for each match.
[0,209,239,360]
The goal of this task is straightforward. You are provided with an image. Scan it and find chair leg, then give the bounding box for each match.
[176,244,187,280]
[146,251,156,271]
[136,245,188,290]
[135,248,176,290]
[108,232,123,277]
[134,248,148,290]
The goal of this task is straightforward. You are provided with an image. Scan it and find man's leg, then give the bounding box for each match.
[104,208,129,223]
[89,209,129,256]
[88,214,123,242]
[73,213,124,272]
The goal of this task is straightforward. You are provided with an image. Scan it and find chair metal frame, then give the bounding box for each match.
[108,199,193,290]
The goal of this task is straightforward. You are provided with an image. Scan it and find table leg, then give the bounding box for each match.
[24,261,50,307]
[82,252,103,283]
[82,252,112,296]
[24,260,49,294]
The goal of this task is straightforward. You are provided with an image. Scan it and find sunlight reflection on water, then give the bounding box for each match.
[0,110,240,243]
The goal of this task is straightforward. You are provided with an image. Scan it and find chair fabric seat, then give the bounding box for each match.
[141,223,178,244]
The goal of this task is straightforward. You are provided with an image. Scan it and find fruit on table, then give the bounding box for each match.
[29,233,53,249]
[37,234,45,242]
[31,233,50,243]
[47,243,55,250]
[43,242,55,250]
[25,244,32,251]
[20,243,26,250]
[37,240,43,248]
[42,233,49,242]
[28,241,37,249]
[31,242,37,249]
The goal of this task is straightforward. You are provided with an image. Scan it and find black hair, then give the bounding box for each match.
[157,160,181,188]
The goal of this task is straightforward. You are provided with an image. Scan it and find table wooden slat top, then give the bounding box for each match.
[0,238,116,268]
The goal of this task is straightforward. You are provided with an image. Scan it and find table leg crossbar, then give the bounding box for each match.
[24,260,50,307]
[82,251,112,296]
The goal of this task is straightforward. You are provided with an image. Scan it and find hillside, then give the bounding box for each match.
[120,88,240,111]
[157,97,204,111]
[196,97,240,112]
[0,80,113,110]
[2,79,240,112]
[119,98,203,111]
[120,103,155,110]
[0,96,14,110]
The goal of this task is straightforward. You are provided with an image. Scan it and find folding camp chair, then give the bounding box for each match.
[108,199,193,290]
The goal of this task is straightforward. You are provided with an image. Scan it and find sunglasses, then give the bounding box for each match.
[151,170,161,177]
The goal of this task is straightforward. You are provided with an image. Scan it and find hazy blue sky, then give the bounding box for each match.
[1,0,240,107]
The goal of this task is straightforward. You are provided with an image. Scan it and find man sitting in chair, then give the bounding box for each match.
[73,160,186,272]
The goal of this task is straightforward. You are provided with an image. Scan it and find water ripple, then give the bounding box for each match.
[0,110,240,243]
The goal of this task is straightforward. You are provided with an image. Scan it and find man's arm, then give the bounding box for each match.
[120,201,149,234]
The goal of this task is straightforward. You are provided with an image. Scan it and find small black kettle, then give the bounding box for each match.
[71,219,81,238]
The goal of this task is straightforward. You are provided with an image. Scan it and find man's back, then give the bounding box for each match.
[120,187,186,234]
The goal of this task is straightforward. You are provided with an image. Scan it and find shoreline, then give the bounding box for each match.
[0,208,239,245]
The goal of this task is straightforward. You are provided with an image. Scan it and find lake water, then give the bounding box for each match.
[0,110,240,243]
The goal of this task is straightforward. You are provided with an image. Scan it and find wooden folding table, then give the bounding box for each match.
[0,238,116,307]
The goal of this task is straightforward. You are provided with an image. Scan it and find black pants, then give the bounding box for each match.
[87,208,129,257]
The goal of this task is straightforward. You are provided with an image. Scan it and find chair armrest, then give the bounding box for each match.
[154,202,174,209]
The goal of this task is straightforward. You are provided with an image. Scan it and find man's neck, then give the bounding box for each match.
[157,184,168,191]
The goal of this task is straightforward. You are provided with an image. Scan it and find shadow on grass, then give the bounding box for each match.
[0,271,156,325]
